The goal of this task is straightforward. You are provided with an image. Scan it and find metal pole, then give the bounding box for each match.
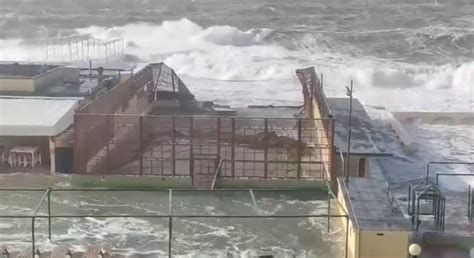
[249,189,259,214]
[264,118,268,179]
[297,119,302,179]
[48,190,52,240]
[168,217,172,258]
[189,117,194,182]
[106,115,111,174]
[31,217,36,258]
[139,116,143,176]
[69,42,72,61]
[327,190,331,233]
[168,189,173,257]
[408,185,411,215]
[329,118,335,184]
[76,41,79,61]
[416,197,421,230]
[345,81,353,183]
[45,42,49,60]
[469,185,472,221]
[231,118,235,178]
[89,60,92,80]
[217,117,221,157]
[172,117,176,176]
[321,73,324,89]
[426,163,430,180]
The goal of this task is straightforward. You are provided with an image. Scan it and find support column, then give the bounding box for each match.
[49,136,56,174]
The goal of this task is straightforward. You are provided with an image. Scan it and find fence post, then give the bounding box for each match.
[31,217,36,258]
[217,117,221,157]
[327,190,331,233]
[106,115,111,174]
[297,119,302,179]
[168,189,173,258]
[168,217,173,258]
[408,185,411,215]
[172,117,176,176]
[231,118,235,178]
[469,185,472,222]
[189,117,194,181]
[139,116,143,176]
[73,114,77,174]
[264,118,268,179]
[330,119,336,186]
[48,189,52,240]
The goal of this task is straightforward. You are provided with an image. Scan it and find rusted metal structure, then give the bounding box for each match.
[73,63,335,186]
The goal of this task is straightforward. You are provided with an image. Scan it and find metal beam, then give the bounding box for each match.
[249,189,260,214]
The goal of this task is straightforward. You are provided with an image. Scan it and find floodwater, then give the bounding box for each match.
[0,188,345,257]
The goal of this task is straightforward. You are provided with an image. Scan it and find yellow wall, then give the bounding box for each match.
[336,180,410,258]
[335,180,359,258]
[0,78,35,92]
[359,230,409,258]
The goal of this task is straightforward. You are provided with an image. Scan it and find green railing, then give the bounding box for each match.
[0,187,349,258]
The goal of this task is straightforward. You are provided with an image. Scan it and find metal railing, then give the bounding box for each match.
[425,161,474,179]
[422,161,474,226]
[0,188,349,258]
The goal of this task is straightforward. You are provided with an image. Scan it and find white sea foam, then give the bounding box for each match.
[0,18,472,104]
[72,19,474,111]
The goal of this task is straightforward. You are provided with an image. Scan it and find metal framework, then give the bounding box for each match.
[425,161,474,223]
[425,161,474,179]
[0,187,349,258]
[44,36,125,63]
[408,179,446,231]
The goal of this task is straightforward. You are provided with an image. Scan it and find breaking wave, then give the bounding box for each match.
[75,19,473,93]
[0,18,472,109]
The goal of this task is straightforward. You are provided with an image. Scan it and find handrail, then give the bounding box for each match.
[0,187,349,258]
[425,161,474,179]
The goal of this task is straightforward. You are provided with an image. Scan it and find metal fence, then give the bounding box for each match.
[73,114,335,181]
[425,161,474,224]
[0,187,349,258]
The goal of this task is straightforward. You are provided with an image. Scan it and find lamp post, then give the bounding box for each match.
[345,80,353,183]
[408,243,422,258]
